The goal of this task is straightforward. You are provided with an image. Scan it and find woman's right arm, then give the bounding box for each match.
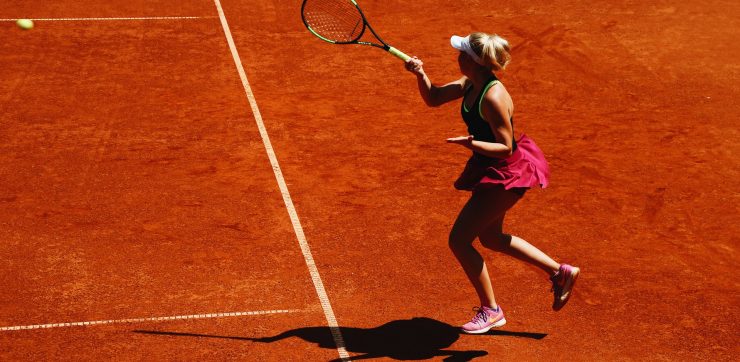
[405,57,467,107]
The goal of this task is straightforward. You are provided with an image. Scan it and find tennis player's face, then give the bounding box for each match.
[457,51,475,76]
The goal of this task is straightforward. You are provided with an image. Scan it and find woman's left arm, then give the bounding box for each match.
[446,91,514,158]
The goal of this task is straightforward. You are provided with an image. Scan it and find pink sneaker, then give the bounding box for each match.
[551,264,580,311]
[461,306,506,334]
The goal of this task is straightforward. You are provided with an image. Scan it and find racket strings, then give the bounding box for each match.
[303,0,364,42]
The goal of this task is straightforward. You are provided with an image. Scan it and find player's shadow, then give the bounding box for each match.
[135,317,546,361]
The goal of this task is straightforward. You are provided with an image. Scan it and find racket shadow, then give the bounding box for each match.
[134,317,546,361]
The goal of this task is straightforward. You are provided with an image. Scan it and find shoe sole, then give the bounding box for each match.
[554,267,580,311]
[461,318,507,334]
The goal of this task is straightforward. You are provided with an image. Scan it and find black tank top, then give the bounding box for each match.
[461,77,517,158]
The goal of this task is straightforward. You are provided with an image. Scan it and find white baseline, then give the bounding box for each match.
[0,16,214,22]
[0,309,298,332]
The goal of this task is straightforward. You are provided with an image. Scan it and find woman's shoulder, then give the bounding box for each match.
[480,80,513,119]
[482,79,510,101]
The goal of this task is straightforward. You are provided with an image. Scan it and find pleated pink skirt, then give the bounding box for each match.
[454,134,550,193]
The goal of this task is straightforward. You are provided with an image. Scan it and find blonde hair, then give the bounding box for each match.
[469,32,511,71]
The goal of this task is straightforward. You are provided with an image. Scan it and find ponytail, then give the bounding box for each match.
[469,32,512,71]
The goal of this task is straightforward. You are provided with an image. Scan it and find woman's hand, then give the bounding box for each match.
[404,56,425,76]
[446,135,474,148]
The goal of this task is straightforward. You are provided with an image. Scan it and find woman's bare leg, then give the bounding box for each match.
[448,187,522,308]
[479,217,560,275]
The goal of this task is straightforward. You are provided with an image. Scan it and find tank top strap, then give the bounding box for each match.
[476,78,500,120]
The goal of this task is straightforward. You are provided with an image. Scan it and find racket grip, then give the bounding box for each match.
[388,46,411,62]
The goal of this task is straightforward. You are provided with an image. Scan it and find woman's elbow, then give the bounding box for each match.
[427,101,442,107]
[425,89,443,107]
[424,97,443,107]
[504,146,514,157]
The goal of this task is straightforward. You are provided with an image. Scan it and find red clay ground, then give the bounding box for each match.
[1,0,738,360]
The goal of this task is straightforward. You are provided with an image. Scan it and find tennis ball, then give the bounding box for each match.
[16,19,34,30]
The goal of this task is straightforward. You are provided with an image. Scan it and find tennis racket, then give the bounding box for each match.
[301,0,411,62]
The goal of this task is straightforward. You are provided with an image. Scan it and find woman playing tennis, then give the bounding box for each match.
[404,32,580,334]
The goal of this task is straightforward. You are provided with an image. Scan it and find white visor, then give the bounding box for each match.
[450,35,484,66]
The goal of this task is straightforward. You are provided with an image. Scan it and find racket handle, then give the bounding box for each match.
[388,46,411,62]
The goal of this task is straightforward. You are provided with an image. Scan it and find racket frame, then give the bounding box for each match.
[301,0,410,61]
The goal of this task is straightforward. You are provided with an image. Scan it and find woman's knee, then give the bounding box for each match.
[448,228,474,251]
[480,233,513,251]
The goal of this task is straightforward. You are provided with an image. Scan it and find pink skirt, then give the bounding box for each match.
[454,134,550,192]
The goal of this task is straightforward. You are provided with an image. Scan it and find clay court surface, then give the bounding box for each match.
[1,0,738,360]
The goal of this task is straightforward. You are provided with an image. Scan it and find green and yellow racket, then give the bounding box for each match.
[301,0,411,61]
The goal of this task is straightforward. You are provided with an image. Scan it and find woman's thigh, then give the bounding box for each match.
[449,187,523,245]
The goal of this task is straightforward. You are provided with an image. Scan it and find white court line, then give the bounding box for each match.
[212,1,350,361]
[0,16,214,22]
[0,309,299,332]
